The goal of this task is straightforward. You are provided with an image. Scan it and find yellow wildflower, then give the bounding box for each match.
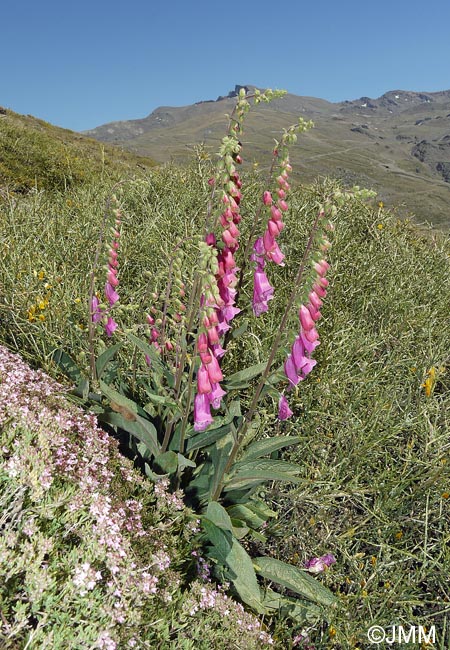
[377,223,383,230]
[38,270,45,281]
[422,367,436,398]
[38,314,45,322]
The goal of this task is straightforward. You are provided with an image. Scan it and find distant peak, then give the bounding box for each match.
[215,85,258,102]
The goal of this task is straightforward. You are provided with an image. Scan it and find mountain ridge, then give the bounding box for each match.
[83,86,450,229]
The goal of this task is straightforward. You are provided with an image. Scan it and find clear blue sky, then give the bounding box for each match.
[2,0,449,132]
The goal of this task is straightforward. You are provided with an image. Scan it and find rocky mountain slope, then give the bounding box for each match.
[85,85,450,229]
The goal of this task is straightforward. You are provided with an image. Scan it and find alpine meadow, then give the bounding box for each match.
[0,87,449,650]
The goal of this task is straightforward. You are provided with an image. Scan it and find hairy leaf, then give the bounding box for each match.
[240,436,301,461]
[261,588,322,624]
[206,502,234,532]
[99,410,160,458]
[254,557,337,606]
[202,519,263,612]
[154,451,178,475]
[186,424,233,453]
[95,343,122,380]
[51,348,82,384]
[224,471,300,491]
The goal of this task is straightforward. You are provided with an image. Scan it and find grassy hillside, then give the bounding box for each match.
[0,107,155,193]
[0,115,449,647]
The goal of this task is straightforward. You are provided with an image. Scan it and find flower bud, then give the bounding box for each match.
[263,191,273,206]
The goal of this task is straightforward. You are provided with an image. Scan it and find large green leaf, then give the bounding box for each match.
[51,348,82,384]
[240,436,301,462]
[206,502,234,532]
[144,392,178,408]
[185,461,214,505]
[153,451,178,475]
[224,458,301,491]
[224,362,267,390]
[261,588,322,624]
[95,343,122,380]
[254,557,337,606]
[227,504,267,530]
[186,424,233,452]
[208,433,234,499]
[202,518,263,613]
[99,380,138,416]
[246,499,277,521]
[233,458,300,476]
[99,403,160,458]
[224,472,300,492]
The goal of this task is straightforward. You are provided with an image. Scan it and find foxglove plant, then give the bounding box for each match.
[56,87,375,627]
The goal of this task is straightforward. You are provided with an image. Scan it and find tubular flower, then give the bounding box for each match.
[251,238,274,316]
[105,316,118,337]
[304,554,336,574]
[90,296,103,323]
[194,393,214,432]
[197,364,213,395]
[278,394,293,420]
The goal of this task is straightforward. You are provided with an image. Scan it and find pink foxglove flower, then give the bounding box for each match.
[90,296,103,323]
[105,317,118,337]
[205,354,223,384]
[208,382,227,409]
[194,393,213,432]
[304,554,336,574]
[197,364,212,395]
[105,282,119,306]
[253,270,274,316]
[284,355,301,387]
[278,394,293,420]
